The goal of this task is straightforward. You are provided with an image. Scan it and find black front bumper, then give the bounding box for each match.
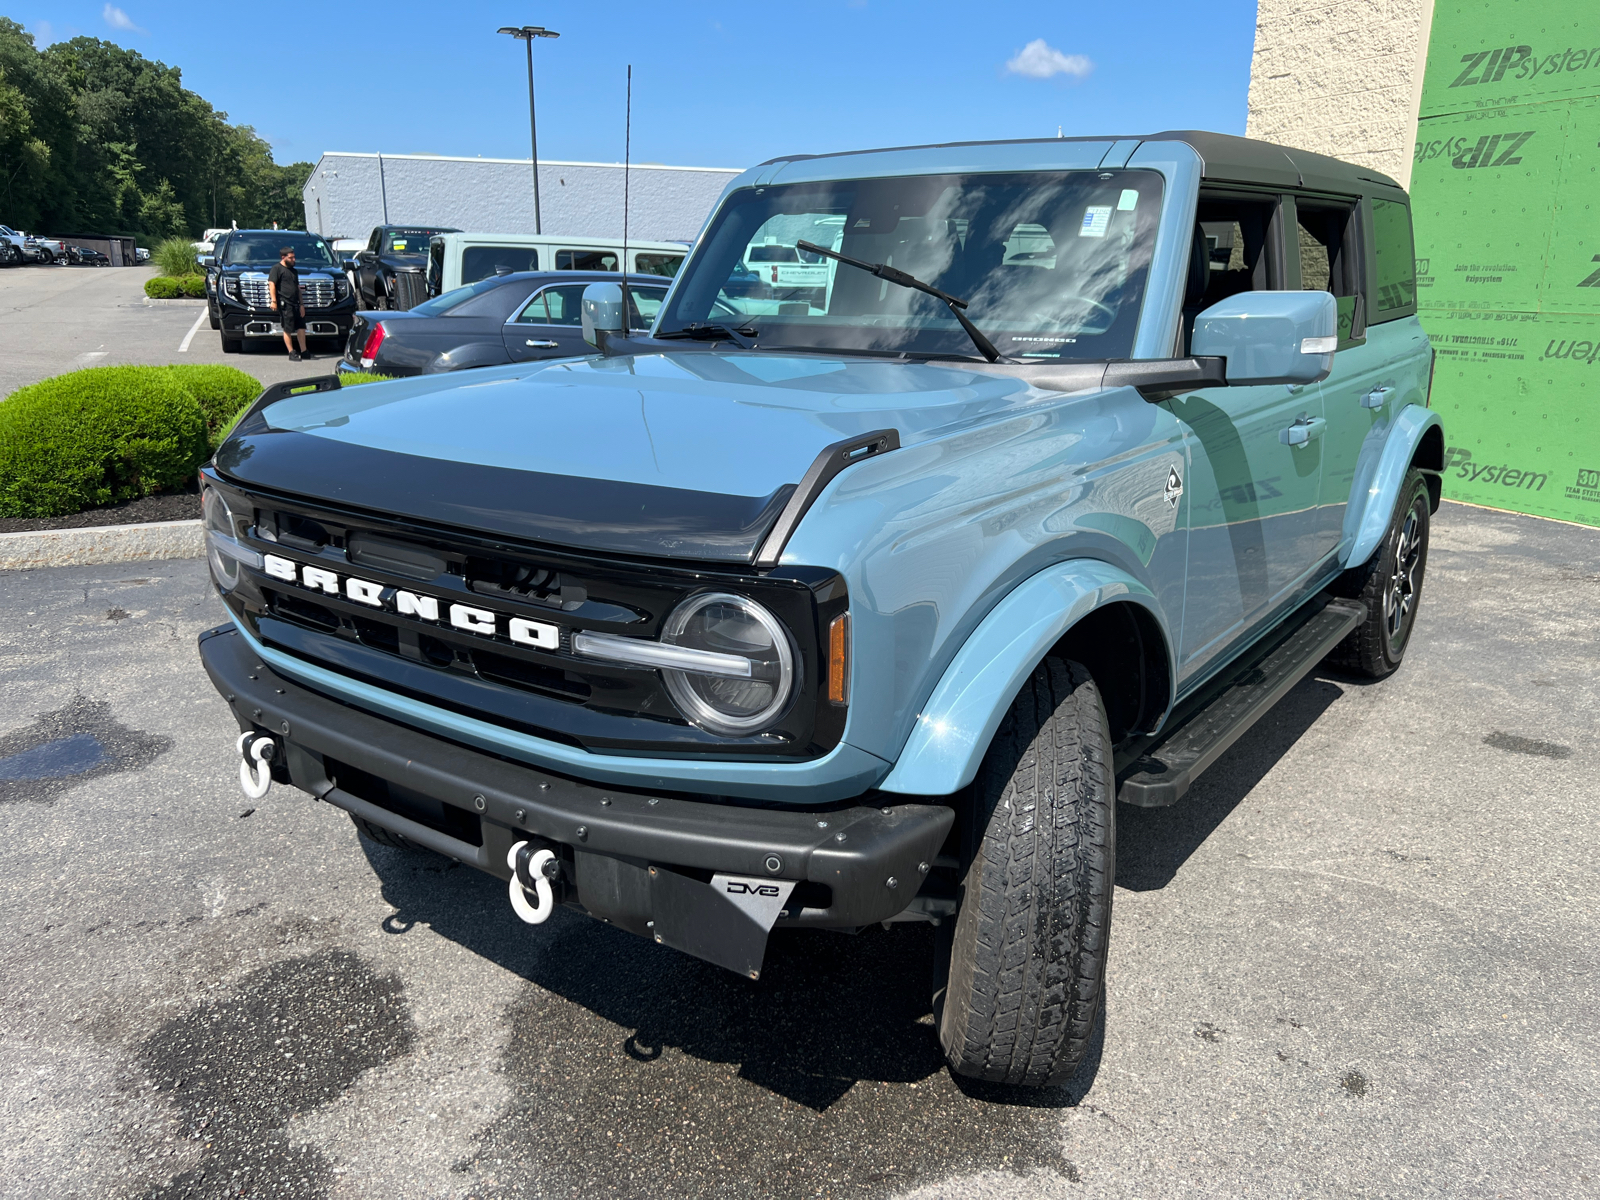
[220,305,354,339]
[200,624,953,958]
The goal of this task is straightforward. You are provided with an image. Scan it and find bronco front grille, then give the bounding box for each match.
[206,485,844,759]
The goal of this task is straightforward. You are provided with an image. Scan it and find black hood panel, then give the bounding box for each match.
[214,430,794,563]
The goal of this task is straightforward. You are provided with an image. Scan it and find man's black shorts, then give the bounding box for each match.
[279,304,304,333]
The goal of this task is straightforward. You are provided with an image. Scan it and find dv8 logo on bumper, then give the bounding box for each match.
[260,553,561,649]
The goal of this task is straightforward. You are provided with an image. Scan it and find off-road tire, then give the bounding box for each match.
[349,813,420,850]
[209,310,220,330]
[1326,467,1431,679]
[937,657,1115,1087]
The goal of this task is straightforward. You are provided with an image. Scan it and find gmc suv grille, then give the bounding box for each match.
[237,274,337,310]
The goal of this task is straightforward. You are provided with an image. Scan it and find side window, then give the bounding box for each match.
[556,249,618,271]
[512,292,550,323]
[367,228,381,253]
[628,286,666,328]
[1370,198,1417,321]
[541,285,589,325]
[1294,200,1365,344]
[1186,195,1282,351]
[461,245,539,286]
[634,253,683,277]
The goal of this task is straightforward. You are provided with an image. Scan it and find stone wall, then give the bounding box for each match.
[1245,0,1435,185]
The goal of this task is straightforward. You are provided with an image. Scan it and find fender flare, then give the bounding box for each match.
[1341,404,1443,570]
[877,560,1170,797]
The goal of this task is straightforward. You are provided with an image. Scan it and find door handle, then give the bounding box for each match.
[524,339,559,348]
[1361,386,1393,410]
[1279,416,1327,447]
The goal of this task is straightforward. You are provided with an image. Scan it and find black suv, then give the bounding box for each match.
[347,224,459,310]
[206,230,358,354]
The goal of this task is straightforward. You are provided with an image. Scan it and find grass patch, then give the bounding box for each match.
[153,236,202,277]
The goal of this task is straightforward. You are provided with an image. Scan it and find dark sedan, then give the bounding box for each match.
[339,271,670,377]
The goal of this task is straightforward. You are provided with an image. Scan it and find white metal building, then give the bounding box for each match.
[301,152,742,244]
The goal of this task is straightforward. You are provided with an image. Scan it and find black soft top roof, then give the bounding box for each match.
[761,129,1407,201]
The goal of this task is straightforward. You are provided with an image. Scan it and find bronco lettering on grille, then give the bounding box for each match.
[261,553,561,647]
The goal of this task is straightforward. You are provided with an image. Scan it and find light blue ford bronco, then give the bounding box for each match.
[198,130,1440,1087]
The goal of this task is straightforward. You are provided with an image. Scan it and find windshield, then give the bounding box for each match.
[659,170,1162,360]
[386,229,449,259]
[222,232,337,268]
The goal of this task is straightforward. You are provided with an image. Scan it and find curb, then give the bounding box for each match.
[143,297,207,306]
[0,519,204,570]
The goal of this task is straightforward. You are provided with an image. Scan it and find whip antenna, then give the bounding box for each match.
[621,64,631,332]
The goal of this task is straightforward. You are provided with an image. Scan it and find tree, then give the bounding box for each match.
[0,20,311,237]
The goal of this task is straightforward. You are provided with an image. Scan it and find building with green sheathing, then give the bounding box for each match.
[1248,0,1599,526]
[1410,0,1600,525]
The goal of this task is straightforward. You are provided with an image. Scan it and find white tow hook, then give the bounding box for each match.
[237,732,276,800]
[506,841,557,925]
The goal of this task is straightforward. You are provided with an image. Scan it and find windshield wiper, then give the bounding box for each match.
[656,321,758,349]
[795,240,1003,363]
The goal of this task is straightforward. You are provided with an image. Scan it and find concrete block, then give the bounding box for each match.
[0,520,205,571]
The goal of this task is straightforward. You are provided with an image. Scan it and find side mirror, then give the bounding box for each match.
[200,254,215,268]
[1191,291,1337,386]
[581,282,625,349]
[342,257,357,272]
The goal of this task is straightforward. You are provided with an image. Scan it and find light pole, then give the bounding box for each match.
[497,24,560,235]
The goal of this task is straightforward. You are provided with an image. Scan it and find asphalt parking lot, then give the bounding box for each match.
[0,263,345,398]
[1,500,1595,1199]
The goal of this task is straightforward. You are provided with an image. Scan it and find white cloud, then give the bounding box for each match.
[102,5,147,34]
[30,19,54,44]
[1005,39,1092,80]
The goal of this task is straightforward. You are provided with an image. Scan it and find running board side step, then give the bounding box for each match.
[1116,597,1365,808]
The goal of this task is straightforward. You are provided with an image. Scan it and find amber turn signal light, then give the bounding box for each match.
[828,613,850,705]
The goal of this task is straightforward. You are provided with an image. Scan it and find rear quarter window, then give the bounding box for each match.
[1370,198,1418,321]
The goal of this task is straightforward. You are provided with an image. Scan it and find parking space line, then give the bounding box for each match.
[178,307,208,353]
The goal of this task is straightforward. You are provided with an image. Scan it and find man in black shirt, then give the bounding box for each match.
[267,246,310,361]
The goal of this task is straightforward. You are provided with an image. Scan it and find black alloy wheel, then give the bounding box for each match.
[1327,466,1432,678]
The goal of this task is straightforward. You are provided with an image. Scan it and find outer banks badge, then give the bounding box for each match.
[1164,465,1183,507]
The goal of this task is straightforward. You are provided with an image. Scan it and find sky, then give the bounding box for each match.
[19,0,1260,170]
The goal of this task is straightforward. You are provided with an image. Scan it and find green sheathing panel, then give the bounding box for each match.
[1413,0,1600,525]
[1419,3,1600,118]
[1429,310,1600,522]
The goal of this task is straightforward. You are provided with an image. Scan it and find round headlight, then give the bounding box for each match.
[203,487,240,590]
[660,592,796,736]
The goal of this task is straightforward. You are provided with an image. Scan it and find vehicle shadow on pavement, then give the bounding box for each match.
[1117,674,1345,891]
[360,836,1102,1106]
[362,838,1100,1192]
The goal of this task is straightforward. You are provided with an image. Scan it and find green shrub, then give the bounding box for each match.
[153,236,202,277]
[0,366,209,518]
[177,275,207,298]
[339,372,398,387]
[144,276,180,299]
[163,364,262,446]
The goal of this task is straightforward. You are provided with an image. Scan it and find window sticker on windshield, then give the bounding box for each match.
[1117,189,1139,211]
[1079,206,1112,238]
[391,241,407,250]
